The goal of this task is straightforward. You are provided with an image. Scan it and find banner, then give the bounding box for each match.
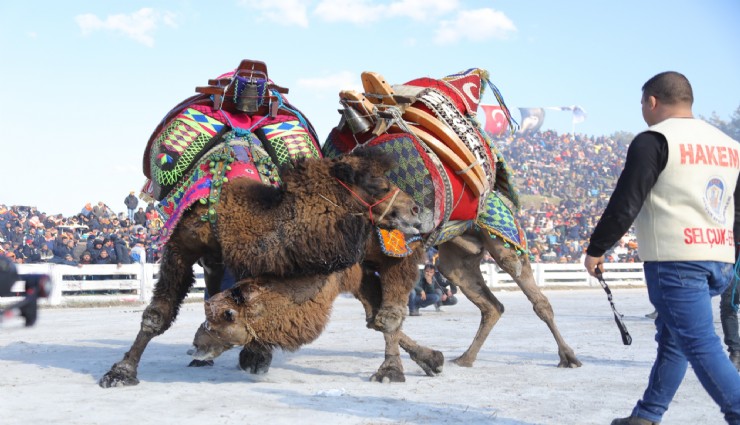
[517,107,545,134]
[545,105,587,124]
[479,104,509,136]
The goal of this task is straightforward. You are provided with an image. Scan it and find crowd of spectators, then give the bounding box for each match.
[0,196,164,266]
[494,130,638,264]
[0,130,640,266]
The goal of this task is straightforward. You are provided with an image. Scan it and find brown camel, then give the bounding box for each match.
[98,150,422,387]
[189,261,445,381]
[319,68,583,382]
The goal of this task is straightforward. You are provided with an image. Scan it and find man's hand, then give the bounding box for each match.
[584,254,605,277]
[420,290,426,301]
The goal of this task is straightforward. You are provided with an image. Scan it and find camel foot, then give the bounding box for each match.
[188,359,214,367]
[370,356,405,383]
[557,349,582,368]
[373,306,404,333]
[99,363,139,388]
[239,347,273,374]
[451,355,474,368]
[409,349,444,376]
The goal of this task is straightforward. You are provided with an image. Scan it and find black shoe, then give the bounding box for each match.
[611,416,659,425]
[409,310,421,316]
[730,351,740,371]
[645,310,658,319]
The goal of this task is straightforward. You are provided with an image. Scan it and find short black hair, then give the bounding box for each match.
[642,71,693,105]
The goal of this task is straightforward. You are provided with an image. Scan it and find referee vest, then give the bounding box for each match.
[634,118,740,262]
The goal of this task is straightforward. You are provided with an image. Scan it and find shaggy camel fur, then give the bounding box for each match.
[99,150,421,388]
[189,262,445,382]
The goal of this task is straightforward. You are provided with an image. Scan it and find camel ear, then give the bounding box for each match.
[224,309,236,322]
[330,161,358,185]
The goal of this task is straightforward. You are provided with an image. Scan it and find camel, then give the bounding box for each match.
[319,68,583,381]
[189,261,445,381]
[98,150,422,387]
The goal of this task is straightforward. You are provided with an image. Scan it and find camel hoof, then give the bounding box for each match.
[99,366,139,388]
[188,359,214,367]
[409,350,445,376]
[373,306,404,333]
[557,354,582,368]
[370,367,406,383]
[239,348,273,374]
[451,356,474,368]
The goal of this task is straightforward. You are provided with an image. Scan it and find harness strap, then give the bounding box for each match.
[334,177,400,226]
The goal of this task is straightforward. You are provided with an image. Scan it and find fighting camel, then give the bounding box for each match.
[99,149,421,388]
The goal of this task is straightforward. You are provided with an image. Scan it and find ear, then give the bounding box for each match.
[646,95,658,110]
[330,161,358,185]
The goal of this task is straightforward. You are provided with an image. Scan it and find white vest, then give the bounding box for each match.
[634,118,739,262]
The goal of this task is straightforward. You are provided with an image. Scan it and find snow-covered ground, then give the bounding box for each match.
[0,288,726,424]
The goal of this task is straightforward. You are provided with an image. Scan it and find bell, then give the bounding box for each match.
[236,81,260,113]
[342,104,372,134]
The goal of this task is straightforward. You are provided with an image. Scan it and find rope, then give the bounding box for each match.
[334,177,400,226]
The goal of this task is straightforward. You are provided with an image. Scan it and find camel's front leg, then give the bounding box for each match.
[370,330,405,383]
[366,240,424,333]
[398,331,444,376]
[99,245,198,387]
[484,233,581,368]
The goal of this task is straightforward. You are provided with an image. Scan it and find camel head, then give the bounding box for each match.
[188,285,260,361]
[327,149,422,235]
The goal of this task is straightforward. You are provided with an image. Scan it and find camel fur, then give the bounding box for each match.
[190,262,445,381]
[99,150,421,388]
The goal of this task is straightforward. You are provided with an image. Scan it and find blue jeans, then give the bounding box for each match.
[721,275,740,353]
[633,261,740,424]
[408,291,440,311]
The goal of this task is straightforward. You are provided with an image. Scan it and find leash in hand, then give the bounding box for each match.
[594,268,632,345]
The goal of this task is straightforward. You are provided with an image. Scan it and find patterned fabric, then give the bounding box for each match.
[376,228,421,257]
[475,192,528,255]
[364,133,452,233]
[156,138,267,246]
[256,120,320,166]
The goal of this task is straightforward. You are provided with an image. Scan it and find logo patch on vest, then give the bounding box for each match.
[703,176,730,225]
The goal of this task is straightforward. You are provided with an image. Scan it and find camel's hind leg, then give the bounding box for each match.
[436,234,506,367]
[482,232,581,368]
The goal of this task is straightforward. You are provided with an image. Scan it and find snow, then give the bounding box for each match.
[0,288,725,424]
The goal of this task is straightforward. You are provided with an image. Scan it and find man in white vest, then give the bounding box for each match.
[584,71,740,425]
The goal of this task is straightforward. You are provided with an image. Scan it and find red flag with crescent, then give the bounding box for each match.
[480,104,509,136]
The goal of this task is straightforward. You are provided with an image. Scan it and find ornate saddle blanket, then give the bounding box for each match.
[323,68,528,254]
[141,62,321,246]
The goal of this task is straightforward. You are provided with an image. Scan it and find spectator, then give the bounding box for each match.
[433,270,458,311]
[408,264,442,316]
[93,249,115,265]
[130,241,146,264]
[78,251,94,265]
[133,207,147,227]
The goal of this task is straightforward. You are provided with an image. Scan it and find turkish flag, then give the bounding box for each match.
[480,104,509,136]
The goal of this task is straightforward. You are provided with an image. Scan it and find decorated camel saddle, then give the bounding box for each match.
[323,68,528,254]
[140,60,321,245]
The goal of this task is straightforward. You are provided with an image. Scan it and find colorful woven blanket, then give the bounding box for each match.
[323,68,528,255]
[141,68,322,247]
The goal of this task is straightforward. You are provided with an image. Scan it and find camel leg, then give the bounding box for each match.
[238,344,273,374]
[365,240,424,334]
[99,244,199,387]
[483,233,581,368]
[370,330,405,383]
[188,256,225,367]
[351,269,444,381]
[437,235,505,367]
[398,332,445,376]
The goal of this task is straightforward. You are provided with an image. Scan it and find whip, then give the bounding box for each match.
[595,268,632,345]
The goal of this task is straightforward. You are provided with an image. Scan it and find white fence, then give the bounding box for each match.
[2,262,646,307]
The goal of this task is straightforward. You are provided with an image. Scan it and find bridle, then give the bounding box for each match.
[334,177,401,226]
